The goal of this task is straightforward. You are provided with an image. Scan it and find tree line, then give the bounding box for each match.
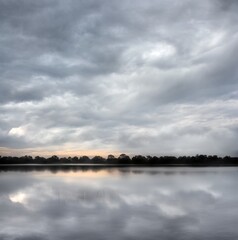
[0,154,238,166]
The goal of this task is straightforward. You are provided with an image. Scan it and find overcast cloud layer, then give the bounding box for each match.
[0,0,238,156]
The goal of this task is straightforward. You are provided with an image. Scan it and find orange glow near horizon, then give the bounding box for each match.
[0,147,123,158]
[33,169,116,179]
[49,169,117,178]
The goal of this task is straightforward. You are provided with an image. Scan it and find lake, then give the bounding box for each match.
[0,166,238,240]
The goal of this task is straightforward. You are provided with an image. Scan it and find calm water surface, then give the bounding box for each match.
[0,167,238,240]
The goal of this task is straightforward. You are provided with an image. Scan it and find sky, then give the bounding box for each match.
[0,0,238,157]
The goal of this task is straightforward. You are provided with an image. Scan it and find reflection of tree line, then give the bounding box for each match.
[0,154,237,166]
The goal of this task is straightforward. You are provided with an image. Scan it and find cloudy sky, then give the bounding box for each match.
[0,0,238,157]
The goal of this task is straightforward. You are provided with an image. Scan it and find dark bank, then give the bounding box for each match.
[0,154,238,166]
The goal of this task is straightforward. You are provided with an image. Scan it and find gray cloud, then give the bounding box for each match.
[0,0,238,156]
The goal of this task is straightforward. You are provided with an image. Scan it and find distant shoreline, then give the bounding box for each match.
[1,154,238,166]
[1,163,238,167]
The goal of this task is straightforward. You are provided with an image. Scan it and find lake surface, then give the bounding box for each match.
[1,167,238,240]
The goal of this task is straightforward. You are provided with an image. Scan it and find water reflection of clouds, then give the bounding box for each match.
[0,167,238,240]
[9,192,27,204]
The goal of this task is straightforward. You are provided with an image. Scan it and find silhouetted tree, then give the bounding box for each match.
[132,155,147,164]
[34,156,46,164]
[1,154,238,166]
[48,155,59,163]
[107,154,117,164]
[91,156,105,164]
[80,156,91,163]
[118,154,131,164]
[71,156,79,163]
